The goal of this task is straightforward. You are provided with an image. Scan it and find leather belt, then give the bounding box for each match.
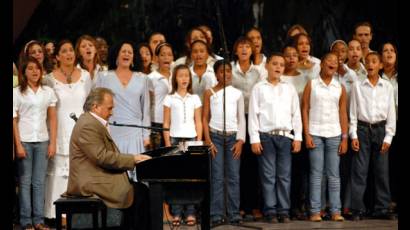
[260,130,294,139]
[210,127,237,136]
[358,120,386,129]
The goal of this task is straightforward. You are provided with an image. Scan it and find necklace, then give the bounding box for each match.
[60,68,74,84]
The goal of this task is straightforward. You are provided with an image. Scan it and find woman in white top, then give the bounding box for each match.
[175,27,222,67]
[43,40,92,220]
[148,42,174,148]
[203,60,245,224]
[163,64,202,226]
[380,42,398,211]
[282,46,309,99]
[13,57,58,230]
[189,40,218,102]
[302,52,348,222]
[346,39,367,82]
[246,27,267,74]
[75,35,105,85]
[230,36,264,220]
[292,33,321,80]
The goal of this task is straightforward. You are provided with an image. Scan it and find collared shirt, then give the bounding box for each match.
[190,64,217,102]
[163,92,202,138]
[231,61,264,113]
[309,77,343,138]
[77,63,104,86]
[148,70,172,123]
[346,62,367,82]
[381,72,398,108]
[174,54,223,67]
[254,54,267,76]
[90,111,110,133]
[333,64,359,106]
[281,73,309,100]
[13,86,58,142]
[248,79,302,143]
[209,86,246,141]
[349,77,396,143]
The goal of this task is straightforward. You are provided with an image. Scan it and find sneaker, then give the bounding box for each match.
[331,213,345,221]
[278,214,290,223]
[310,213,322,222]
[351,211,364,221]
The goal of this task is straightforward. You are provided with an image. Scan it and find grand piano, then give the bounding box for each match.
[135,144,211,230]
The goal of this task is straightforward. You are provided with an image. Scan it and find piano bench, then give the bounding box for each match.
[54,197,107,230]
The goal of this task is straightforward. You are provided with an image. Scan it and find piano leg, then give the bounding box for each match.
[149,183,163,230]
[201,181,210,230]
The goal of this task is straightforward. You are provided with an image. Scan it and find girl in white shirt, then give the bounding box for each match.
[163,64,202,226]
[203,60,245,224]
[189,40,218,102]
[346,39,367,82]
[75,35,104,84]
[13,57,58,230]
[292,33,321,80]
[148,42,174,149]
[302,52,348,222]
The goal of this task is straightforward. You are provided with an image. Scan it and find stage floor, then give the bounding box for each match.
[163,219,398,230]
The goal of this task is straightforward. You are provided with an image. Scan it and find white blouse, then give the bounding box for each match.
[163,92,202,138]
[13,86,58,142]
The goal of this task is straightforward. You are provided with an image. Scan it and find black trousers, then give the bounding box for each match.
[121,182,150,230]
[351,123,391,213]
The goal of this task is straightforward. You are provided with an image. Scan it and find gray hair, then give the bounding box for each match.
[83,87,114,112]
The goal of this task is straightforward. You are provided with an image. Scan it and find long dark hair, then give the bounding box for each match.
[170,64,193,94]
[18,40,53,74]
[75,35,102,70]
[107,40,138,71]
[18,56,44,94]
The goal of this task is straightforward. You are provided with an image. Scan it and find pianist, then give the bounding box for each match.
[66,87,151,230]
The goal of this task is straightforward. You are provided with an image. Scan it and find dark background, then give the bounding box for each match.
[14,0,398,65]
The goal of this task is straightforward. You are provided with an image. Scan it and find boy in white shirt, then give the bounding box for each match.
[248,53,302,223]
[349,52,396,220]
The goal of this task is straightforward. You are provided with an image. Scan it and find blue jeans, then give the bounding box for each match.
[169,137,196,217]
[309,135,341,215]
[258,133,292,216]
[351,123,391,213]
[210,132,241,222]
[18,141,49,226]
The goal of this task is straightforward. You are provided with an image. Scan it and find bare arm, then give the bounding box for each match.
[194,107,203,141]
[13,117,26,159]
[163,106,172,146]
[302,80,315,149]
[338,85,348,154]
[202,90,212,144]
[47,106,57,158]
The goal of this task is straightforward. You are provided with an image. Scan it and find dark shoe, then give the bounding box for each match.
[278,215,290,223]
[211,216,224,226]
[372,211,397,220]
[351,212,363,221]
[264,214,278,223]
[34,223,50,230]
[22,224,35,230]
[243,214,254,222]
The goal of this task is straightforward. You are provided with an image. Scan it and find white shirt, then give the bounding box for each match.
[163,92,202,138]
[346,62,367,82]
[148,70,172,123]
[190,64,217,101]
[175,54,223,67]
[381,72,398,109]
[13,86,58,142]
[248,79,302,143]
[333,64,359,106]
[349,77,396,144]
[231,61,264,113]
[254,54,267,76]
[90,112,110,133]
[209,86,246,141]
[308,77,343,138]
[298,61,321,81]
[281,73,309,100]
[76,63,104,87]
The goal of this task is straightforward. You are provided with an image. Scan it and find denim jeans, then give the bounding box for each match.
[169,137,196,217]
[18,141,49,226]
[351,124,391,213]
[258,133,292,216]
[309,135,341,215]
[210,132,241,222]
